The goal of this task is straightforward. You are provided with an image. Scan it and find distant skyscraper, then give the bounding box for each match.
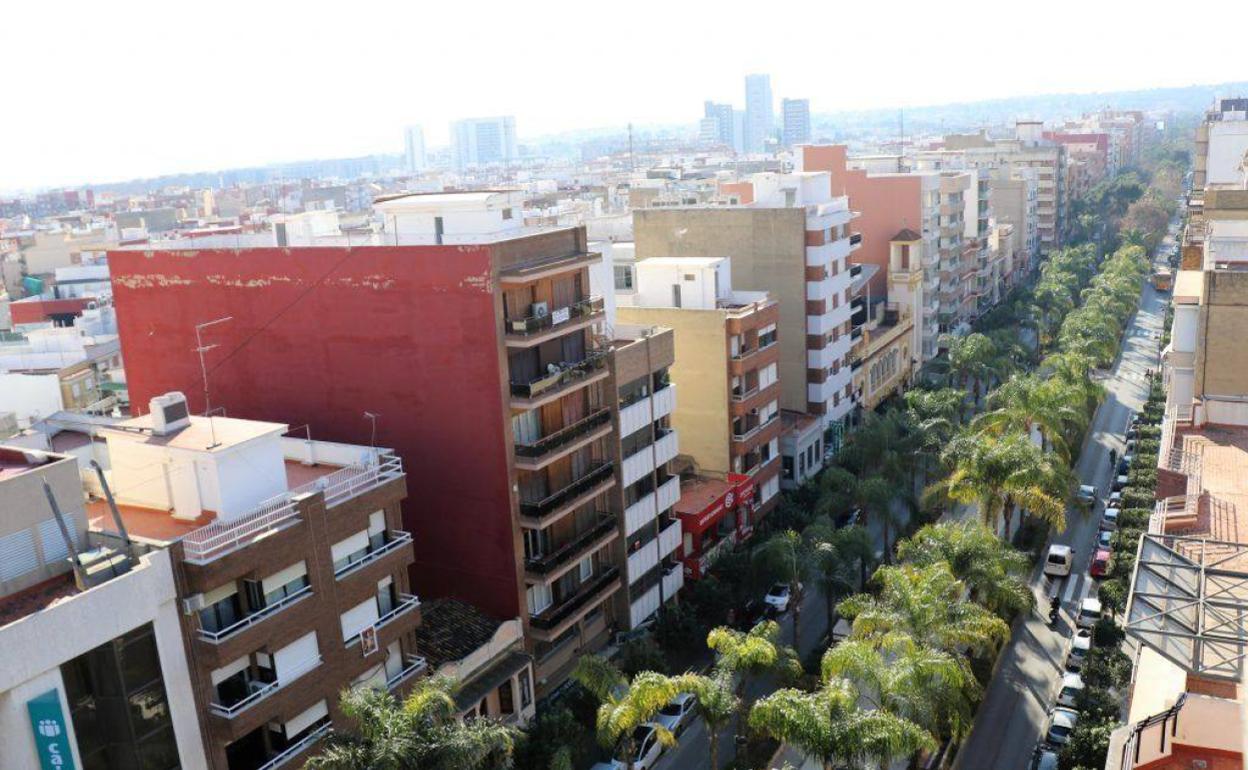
[450,116,517,170]
[702,101,735,148]
[404,125,427,172]
[781,99,811,147]
[744,74,774,153]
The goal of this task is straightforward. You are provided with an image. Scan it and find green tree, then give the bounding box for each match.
[308,678,517,770]
[973,374,1086,461]
[895,521,1034,619]
[941,332,999,408]
[803,517,862,635]
[668,671,739,770]
[752,530,810,652]
[706,620,801,727]
[749,676,933,770]
[572,656,680,770]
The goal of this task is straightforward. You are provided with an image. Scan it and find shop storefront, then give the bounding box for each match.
[674,473,756,580]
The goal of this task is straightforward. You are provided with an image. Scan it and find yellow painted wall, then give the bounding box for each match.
[617,306,731,474]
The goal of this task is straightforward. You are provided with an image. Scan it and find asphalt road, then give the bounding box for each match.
[952,264,1167,770]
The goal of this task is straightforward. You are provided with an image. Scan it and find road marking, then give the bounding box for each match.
[1063,573,1081,604]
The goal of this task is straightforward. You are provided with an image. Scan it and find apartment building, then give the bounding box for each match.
[107,192,629,695]
[673,472,758,580]
[781,98,811,147]
[848,230,924,414]
[780,410,823,491]
[0,445,207,770]
[632,170,859,445]
[987,166,1040,276]
[449,116,518,169]
[611,325,684,629]
[616,257,783,522]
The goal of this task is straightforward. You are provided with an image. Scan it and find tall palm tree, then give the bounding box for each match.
[973,374,1085,461]
[1040,351,1106,426]
[802,517,859,635]
[895,522,1034,619]
[749,676,933,770]
[572,656,680,770]
[837,562,1010,658]
[668,670,738,770]
[941,332,999,407]
[858,475,900,563]
[752,530,809,652]
[823,639,981,743]
[904,387,963,489]
[706,620,801,728]
[307,677,517,770]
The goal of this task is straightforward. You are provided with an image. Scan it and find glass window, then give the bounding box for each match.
[614,265,634,290]
[519,668,533,708]
[498,681,515,715]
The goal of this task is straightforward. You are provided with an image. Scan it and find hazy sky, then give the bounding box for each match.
[5,0,1244,191]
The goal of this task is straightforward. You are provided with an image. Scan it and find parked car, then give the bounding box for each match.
[1125,438,1137,454]
[598,724,664,770]
[1123,453,1135,467]
[1125,424,1139,440]
[1045,708,1080,746]
[655,693,698,736]
[1056,672,1085,708]
[1117,458,1130,475]
[835,507,862,529]
[1028,747,1059,770]
[1108,491,1122,507]
[1089,548,1111,578]
[1076,597,1103,629]
[1102,508,1120,530]
[764,583,795,613]
[1076,485,1097,504]
[1044,544,1074,577]
[1112,474,1129,492]
[734,600,767,630]
[1065,629,1093,672]
[1096,529,1113,550]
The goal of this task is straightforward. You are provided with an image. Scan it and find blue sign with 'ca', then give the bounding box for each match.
[26,689,77,770]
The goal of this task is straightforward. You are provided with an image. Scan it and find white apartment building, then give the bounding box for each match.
[449,116,518,170]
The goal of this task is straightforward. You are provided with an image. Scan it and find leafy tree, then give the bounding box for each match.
[895,522,1034,618]
[618,636,668,678]
[974,374,1086,461]
[1057,718,1117,770]
[308,677,517,770]
[941,332,1000,407]
[572,656,679,770]
[706,620,801,726]
[669,670,739,770]
[752,530,810,651]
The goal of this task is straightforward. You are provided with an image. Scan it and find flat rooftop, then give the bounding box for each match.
[674,475,735,517]
[0,446,67,482]
[781,409,819,433]
[1173,270,1203,304]
[0,574,78,629]
[1173,424,1248,546]
[103,414,286,453]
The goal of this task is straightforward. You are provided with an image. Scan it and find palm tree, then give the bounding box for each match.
[903,387,963,489]
[973,374,1085,461]
[572,656,680,770]
[814,466,860,522]
[837,562,1010,658]
[307,677,517,770]
[668,670,738,770]
[749,676,933,770]
[752,530,810,653]
[706,620,801,728]
[858,475,901,563]
[1040,351,1106,427]
[802,517,859,636]
[941,332,998,407]
[925,430,1070,539]
[895,522,1034,619]
[823,639,981,744]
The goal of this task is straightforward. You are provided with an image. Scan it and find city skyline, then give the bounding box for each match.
[3,0,1245,190]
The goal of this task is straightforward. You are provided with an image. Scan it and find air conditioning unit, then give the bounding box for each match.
[150,392,191,435]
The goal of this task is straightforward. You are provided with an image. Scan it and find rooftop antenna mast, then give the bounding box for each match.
[363,411,380,455]
[194,316,233,449]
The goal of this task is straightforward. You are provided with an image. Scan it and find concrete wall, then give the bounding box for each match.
[0,372,63,428]
[0,451,85,596]
[107,244,521,620]
[1205,121,1248,186]
[616,306,730,474]
[1196,269,1248,401]
[634,208,807,413]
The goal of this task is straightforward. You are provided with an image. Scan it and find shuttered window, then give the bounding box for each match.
[0,529,38,581]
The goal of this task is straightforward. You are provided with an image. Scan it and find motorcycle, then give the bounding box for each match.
[1047,597,1061,626]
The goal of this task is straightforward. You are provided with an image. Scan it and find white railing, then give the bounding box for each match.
[656,476,681,513]
[183,453,403,563]
[658,519,682,558]
[256,722,331,770]
[386,655,429,690]
[346,594,420,647]
[209,654,322,719]
[198,585,313,643]
[625,492,657,538]
[334,531,413,580]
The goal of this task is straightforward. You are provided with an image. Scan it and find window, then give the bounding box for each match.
[527,583,553,615]
[498,680,515,715]
[502,207,514,220]
[782,456,794,480]
[578,555,593,581]
[519,668,533,708]
[613,265,634,290]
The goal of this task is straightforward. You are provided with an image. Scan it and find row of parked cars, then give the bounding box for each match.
[591,693,699,769]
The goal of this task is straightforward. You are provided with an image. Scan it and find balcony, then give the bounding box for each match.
[346,594,421,647]
[662,564,684,599]
[529,566,622,638]
[182,452,404,564]
[255,722,331,770]
[505,296,605,347]
[198,585,313,645]
[385,655,429,691]
[334,530,414,581]
[525,515,619,579]
[514,408,612,470]
[732,412,778,443]
[656,475,680,513]
[209,654,322,719]
[519,461,615,526]
[730,337,778,365]
[651,383,676,421]
[658,518,682,558]
[624,492,658,537]
[653,429,679,467]
[510,350,610,409]
[849,232,862,248]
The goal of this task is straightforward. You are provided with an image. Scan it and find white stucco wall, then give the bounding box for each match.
[0,373,63,428]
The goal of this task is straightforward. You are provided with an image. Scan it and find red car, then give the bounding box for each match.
[1090,548,1111,578]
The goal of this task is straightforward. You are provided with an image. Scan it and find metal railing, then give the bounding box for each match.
[510,350,610,400]
[209,654,322,719]
[386,655,429,690]
[256,722,331,770]
[530,566,621,631]
[519,462,614,519]
[345,593,421,647]
[334,531,414,580]
[731,337,778,362]
[183,453,403,563]
[507,296,604,336]
[525,515,617,576]
[849,232,862,246]
[198,585,313,643]
[514,409,611,460]
[1120,694,1186,769]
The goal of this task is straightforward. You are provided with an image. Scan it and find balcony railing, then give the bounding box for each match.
[183,453,403,564]
[209,654,322,719]
[510,350,609,401]
[386,655,429,690]
[519,462,614,519]
[334,531,414,580]
[732,412,778,443]
[1120,694,1186,770]
[530,566,620,631]
[525,515,617,576]
[198,584,313,643]
[731,337,778,362]
[731,384,760,403]
[256,722,331,770]
[515,408,611,460]
[508,296,605,337]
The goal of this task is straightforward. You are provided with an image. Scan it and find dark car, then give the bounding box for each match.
[1117,458,1130,475]
[835,507,863,529]
[734,600,767,630]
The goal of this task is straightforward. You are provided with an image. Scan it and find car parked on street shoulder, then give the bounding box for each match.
[764,583,795,613]
[1096,529,1113,550]
[1065,629,1092,672]
[1028,747,1059,770]
[655,693,698,736]
[591,724,665,770]
[1090,548,1111,578]
[1045,707,1080,746]
[1056,672,1085,708]
[1102,507,1120,530]
[1076,597,1103,629]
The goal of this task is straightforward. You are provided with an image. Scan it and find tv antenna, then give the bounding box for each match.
[363,411,380,453]
[194,316,233,449]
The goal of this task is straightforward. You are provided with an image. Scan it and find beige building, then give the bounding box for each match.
[849,230,924,413]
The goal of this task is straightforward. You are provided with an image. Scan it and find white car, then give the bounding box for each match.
[591,723,666,770]
[1076,597,1103,629]
[1044,544,1074,577]
[1046,707,1080,746]
[764,583,795,613]
[1056,672,1085,708]
[1029,747,1059,770]
[654,693,698,736]
[1102,508,1120,530]
[1065,629,1092,672]
[1076,485,1097,504]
